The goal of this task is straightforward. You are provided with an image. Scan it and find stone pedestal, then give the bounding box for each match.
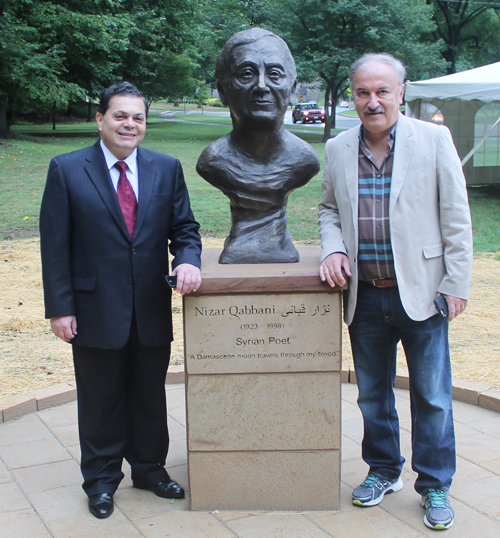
[183,246,343,511]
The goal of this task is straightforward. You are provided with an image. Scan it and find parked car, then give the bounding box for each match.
[292,103,325,123]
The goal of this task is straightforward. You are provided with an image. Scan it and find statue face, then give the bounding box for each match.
[221,37,296,126]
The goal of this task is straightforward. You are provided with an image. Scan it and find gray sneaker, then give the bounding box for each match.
[352,473,403,506]
[420,489,454,530]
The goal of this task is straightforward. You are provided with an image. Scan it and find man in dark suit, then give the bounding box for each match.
[40,82,202,519]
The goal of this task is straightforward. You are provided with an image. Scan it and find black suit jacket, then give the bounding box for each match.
[40,140,201,349]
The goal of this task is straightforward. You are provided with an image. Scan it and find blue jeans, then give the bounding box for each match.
[348,283,455,494]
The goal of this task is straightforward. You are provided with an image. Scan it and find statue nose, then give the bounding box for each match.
[255,72,270,92]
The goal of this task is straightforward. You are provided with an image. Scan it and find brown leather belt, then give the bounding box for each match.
[362,279,398,288]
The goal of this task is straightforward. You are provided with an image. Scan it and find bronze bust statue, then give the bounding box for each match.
[196,28,320,264]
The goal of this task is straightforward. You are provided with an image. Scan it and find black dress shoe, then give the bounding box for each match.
[134,479,185,499]
[88,492,114,519]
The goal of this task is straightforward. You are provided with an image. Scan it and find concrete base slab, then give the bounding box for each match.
[189,450,340,511]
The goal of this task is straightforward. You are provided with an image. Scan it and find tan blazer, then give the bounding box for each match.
[319,113,473,325]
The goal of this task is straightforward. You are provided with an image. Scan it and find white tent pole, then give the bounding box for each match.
[461,115,500,166]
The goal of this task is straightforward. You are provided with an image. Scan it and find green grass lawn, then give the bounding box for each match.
[150,102,228,112]
[1,116,325,242]
[166,114,234,126]
[338,109,359,117]
[1,116,499,254]
[467,185,500,254]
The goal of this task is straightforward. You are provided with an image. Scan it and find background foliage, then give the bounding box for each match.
[2,0,500,139]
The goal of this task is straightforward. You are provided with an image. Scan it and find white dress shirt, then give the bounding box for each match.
[100,140,139,200]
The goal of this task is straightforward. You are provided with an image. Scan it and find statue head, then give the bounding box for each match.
[216,28,297,127]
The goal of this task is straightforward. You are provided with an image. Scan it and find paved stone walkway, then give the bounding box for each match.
[1,383,500,537]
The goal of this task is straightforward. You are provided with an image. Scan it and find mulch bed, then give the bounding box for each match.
[1,238,499,399]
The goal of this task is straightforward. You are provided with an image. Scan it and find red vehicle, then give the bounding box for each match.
[292,103,325,123]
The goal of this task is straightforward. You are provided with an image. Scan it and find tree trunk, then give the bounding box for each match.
[330,98,337,130]
[322,82,333,142]
[322,79,349,141]
[0,95,9,139]
[87,100,92,122]
[329,81,342,130]
[443,46,457,74]
[52,101,57,130]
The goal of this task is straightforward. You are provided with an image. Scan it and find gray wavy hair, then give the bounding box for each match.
[349,53,406,88]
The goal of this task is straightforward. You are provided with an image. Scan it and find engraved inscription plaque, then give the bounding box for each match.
[184,292,341,375]
[184,247,342,510]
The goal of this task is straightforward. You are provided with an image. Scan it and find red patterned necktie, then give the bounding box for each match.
[115,161,138,239]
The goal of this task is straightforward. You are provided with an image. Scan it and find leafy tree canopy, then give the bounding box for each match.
[2,0,500,140]
[269,0,445,139]
[427,0,500,73]
[0,0,197,136]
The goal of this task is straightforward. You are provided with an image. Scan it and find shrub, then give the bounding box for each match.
[205,98,225,107]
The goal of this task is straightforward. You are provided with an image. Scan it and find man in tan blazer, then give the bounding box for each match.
[319,53,472,531]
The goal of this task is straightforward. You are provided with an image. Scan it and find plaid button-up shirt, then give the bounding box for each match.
[357,125,397,281]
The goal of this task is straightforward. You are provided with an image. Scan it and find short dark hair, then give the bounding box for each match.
[97,82,149,117]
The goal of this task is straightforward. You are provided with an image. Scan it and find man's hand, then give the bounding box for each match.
[172,263,202,295]
[50,315,77,342]
[319,252,352,288]
[440,294,467,322]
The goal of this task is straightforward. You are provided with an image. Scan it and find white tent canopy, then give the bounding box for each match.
[405,62,500,103]
[405,62,500,184]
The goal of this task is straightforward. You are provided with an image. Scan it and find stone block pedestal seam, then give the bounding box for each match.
[184,247,343,511]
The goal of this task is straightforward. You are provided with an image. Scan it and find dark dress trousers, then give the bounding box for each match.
[40,140,201,495]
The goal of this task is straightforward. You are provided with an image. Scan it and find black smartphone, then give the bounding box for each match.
[434,295,449,319]
[164,275,177,288]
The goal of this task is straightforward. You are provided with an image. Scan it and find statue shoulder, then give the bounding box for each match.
[196,136,232,176]
[284,131,320,171]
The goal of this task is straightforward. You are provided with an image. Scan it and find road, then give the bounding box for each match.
[284,108,361,131]
[154,107,360,131]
